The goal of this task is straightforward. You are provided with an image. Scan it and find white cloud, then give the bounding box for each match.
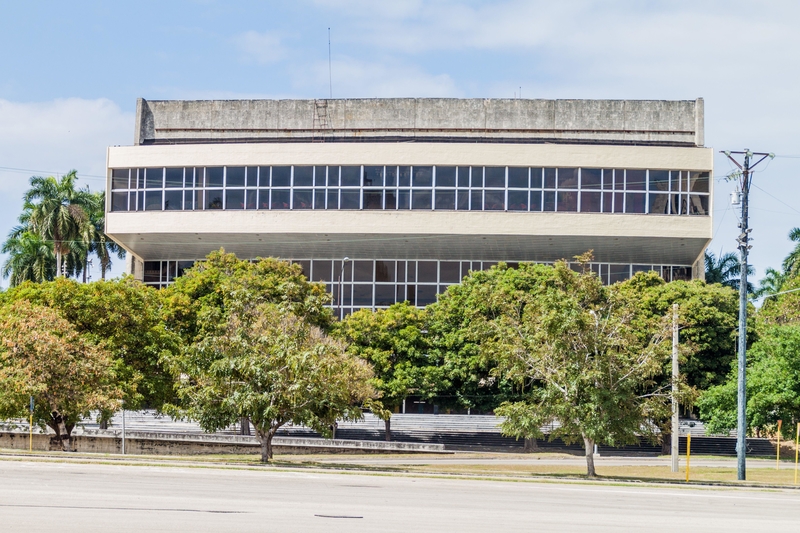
[0,98,133,285]
[234,30,286,64]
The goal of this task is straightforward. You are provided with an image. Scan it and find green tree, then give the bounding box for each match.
[1,230,55,286]
[89,192,124,279]
[338,302,441,440]
[0,300,122,450]
[22,170,98,277]
[756,267,788,299]
[781,227,800,277]
[704,250,753,293]
[167,301,374,462]
[485,258,672,477]
[698,325,800,438]
[1,278,180,414]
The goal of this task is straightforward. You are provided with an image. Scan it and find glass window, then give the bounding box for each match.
[672,266,691,281]
[544,168,556,189]
[257,189,269,209]
[406,285,416,305]
[326,189,339,209]
[471,167,483,188]
[293,260,311,279]
[614,192,624,213]
[364,190,383,209]
[543,191,556,211]
[205,190,223,209]
[354,261,373,282]
[557,191,578,212]
[650,170,669,191]
[293,189,313,209]
[648,193,670,215]
[143,262,161,283]
[602,169,613,190]
[580,191,601,212]
[385,166,397,187]
[456,190,469,210]
[111,191,128,211]
[375,260,395,282]
[418,261,437,283]
[440,261,460,283]
[314,189,326,209]
[375,285,395,306]
[602,191,612,213]
[145,168,163,188]
[558,168,578,188]
[413,166,433,187]
[258,167,270,187]
[226,166,245,187]
[164,190,182,210]
[625,192,646,213]
[193,190,203,211]
[626,169,646,191]
[399,166,411,187]
[397,261,406,282]
[485,167,505,188]
[111,169,129,190]
[581,168,601,189]
[312,260,333,282]
[484,190,505,210]
[671,170,684,192]
[609,264,630,284]
[270,166,289,187]
[614,170,625,191]
[531,168,543,189]
[530,190,542,211]
[177,261,194,278]
[340,190,360,209]
[436,166,456,187]
[670,193,682,215]
[341,166,361,187]
[457,167,470,187]
[398,190,410,209]
[416,285,437,306]
[688,195,709,215]
[206,167,224,188]
[363,166,384,187]
[470,190,482,210]
[271,189,290,209]
[689,171,710,193]
[435,190,455,210]
[508,167,528,188]
[412,190,432,210]
[246,167,258,187]
[385,190,397,209]
[314,166,326,186]
[327,166,340,186]
[145,190,163,210]
[294,166,313,187]
[407,261,416,282]
[246,190,257,210]
[507,190,528,211]
[223,189,244,210]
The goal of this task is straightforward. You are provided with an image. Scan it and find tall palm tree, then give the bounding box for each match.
[1,230,55,286]
[87,192,124,279]
[23,171,97,277]
[755,267,788,298]
[704,250,754,293]
[782,227,800,277]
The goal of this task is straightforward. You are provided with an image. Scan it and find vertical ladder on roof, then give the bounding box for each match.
[312,99,331,142]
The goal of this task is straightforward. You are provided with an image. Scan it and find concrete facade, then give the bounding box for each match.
[108,97,713,306]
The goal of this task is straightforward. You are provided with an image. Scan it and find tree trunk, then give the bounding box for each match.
[55,249,62,278]
[48,413,72,452]
[82,253,88,283]
[524,437,538,453]
[384,417,392,442]
[240,417,251,436]
[661,430,671,455]
[583,436,596,477]
[331,422,337,440]
[256,426,279,463]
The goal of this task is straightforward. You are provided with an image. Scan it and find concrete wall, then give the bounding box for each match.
[135,98,704,146]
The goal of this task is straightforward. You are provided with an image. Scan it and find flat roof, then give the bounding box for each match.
[134,97,704,147]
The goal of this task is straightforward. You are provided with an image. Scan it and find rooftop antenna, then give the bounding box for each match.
[328,28,333,99]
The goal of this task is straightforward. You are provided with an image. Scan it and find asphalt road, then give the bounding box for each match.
[2,460,799,532]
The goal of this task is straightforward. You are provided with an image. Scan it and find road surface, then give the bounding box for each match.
[1,460,798,532]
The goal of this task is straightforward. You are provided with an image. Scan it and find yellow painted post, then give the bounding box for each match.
[685,433,691,482]
[29,412,32,452]
[795,422,799,485]
[777,420,783,469]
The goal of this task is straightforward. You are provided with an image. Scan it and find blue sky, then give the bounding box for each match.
[1,0,799,285]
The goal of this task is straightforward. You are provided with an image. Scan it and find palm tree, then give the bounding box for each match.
[704,250,754,293]
[782,227,800,277]
[755,267,788,298]
[1,230,55,286]
[88,192,124,279]
[23,171,97,277]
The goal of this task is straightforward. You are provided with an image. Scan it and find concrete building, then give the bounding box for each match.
[106,97,712,315]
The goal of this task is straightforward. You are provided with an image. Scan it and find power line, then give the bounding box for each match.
[0,166,106,182]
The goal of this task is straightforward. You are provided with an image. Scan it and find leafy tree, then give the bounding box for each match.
[22,171,98,277]
[615,272,743,391]
[0,300,122,450]
[782,227,800,277]
[337,302,441,440]
[484,257,673,477]
[704,250,754,293]
[698,325,800,439]
[1,278,180,413]
[756,267,788,299]
[1,231,55,286]
[167,301,374,462]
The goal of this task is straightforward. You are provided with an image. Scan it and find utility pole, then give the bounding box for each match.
[671,303,679,473]
[722,149,774,481]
